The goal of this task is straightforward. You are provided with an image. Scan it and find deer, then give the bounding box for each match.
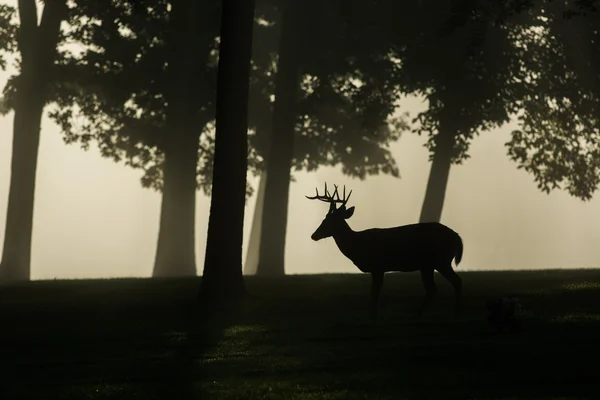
[306,183,463,319]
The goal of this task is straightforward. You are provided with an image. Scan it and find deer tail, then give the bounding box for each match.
[454,233,463,266]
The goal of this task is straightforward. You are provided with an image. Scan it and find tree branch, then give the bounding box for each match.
[16,0,38,58]
[38,0,67,66]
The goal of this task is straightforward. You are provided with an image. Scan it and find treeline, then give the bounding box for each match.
[0,0,599,298]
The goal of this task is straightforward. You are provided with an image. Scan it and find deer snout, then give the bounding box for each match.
[310,228,325,241]
[310,222,330,241]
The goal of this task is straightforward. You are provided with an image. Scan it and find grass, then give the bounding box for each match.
[1,269,599,400]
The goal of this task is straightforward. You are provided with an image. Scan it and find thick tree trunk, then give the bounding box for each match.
[152,0,208,277]
[152,133,198,277]
[200,0,255,301]
[0,0,66,281]
[0,95,44,281]
[255,0,301,277]
[419,112,456,223]
[244,170,267,275]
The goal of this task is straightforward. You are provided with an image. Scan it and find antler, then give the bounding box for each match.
[334,184,352,208]
[306,183,353,212]
[305,182,335,203]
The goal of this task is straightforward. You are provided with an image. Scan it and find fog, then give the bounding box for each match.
[1,85,598,279]
[1,2,600,280]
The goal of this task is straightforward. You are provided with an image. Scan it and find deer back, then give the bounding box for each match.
[337,222,459,271]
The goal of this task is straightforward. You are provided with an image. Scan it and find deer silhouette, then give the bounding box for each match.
[307,183,463,319]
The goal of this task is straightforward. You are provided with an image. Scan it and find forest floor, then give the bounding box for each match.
[0,269,599,400]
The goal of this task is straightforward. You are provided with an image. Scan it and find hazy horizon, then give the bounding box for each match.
[2,0,600,280]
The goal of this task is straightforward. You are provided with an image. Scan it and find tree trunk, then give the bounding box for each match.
[152,132,198,277]
[152,0,208,277]
[0,0,66,281]
[200,0,255,301]
[255,0,302,277]
[418,111,456,223]
[0,94,44,281]
[243,170,267,275]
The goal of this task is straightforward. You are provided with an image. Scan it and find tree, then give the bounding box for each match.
[0,0,67,281]
[249,0,407,276]
[506,1,600,200]
[365,0,532,223]
[199,0,256,300]
[152,0,213,277]
[46,0,223,277]
[255,0,302,276]
[34,0,403,279]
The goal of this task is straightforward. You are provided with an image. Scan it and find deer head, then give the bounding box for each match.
[306,183,354,241]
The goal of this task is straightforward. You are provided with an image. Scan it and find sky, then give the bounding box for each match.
[1,1,600,280]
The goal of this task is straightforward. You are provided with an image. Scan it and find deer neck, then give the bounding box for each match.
[332,221,356,259]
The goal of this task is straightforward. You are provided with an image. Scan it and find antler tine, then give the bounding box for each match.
[306,183,349,207]
[343,187,353,206]
[306,183,334,203]
[331,184,346,203]
[333,185,352,207]
[326,183,337,201]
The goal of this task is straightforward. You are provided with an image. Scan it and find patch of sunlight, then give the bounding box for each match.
[561,281,600,291]
[204,379,353,400]
[200,324,303,373]
[202,324,268,363]
[60,382,150,399]
[525,280,600,295]
[524,287,552,295]
[474,398,581,400]
[552,312,600,323]
[165,331,187,342]
[223,324,266,336]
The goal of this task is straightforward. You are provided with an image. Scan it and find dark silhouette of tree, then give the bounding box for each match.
[368,0,531,223]
[0,0,67,281]
[46,0,222,277]
[506,1,600,200]
[199,0,255,301]
[249,0,407,276]
[255,0,302,277]
[152,0,211,277]
[418,2,528,223]
[39,0,403,278]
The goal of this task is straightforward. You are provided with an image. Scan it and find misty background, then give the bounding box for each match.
[1,0,599,280]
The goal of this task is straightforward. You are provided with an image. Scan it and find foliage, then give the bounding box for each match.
[0,4,17,116]
[372,0,532,164]
[0,3,16,71]
[0,0,409,195]
[249,0,409,181]
[47,0,223,194]
[506,1,600,200]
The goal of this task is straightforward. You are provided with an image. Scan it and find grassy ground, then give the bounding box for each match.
[1,270,599,400]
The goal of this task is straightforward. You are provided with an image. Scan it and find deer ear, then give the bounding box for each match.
[343,206,355,219]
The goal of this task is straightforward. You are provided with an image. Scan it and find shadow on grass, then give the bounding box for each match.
[191,271,600,400]
[0,278,245,400]
[1,270,599,399]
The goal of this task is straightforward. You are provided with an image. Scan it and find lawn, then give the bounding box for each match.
[1,269,599,400]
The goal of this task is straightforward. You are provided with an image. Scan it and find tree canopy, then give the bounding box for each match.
[0,3,16,73]
[1,0,409,199]
[3,0,599,201]
[506,0,600,200]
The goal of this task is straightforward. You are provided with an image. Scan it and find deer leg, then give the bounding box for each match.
[417,268,437,317]
[370,271,384,320]
[437,264,462,316]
